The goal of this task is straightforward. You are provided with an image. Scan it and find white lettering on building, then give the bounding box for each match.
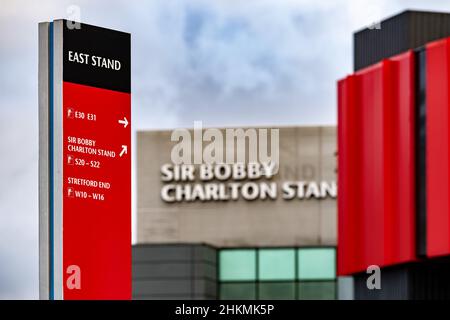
[159,163,336,203]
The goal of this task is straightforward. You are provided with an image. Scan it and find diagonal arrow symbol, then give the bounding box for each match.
[119,145,127,157]
[118,117,128,128]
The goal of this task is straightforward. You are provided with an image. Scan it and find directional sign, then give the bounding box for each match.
[39,20,131,300]
[118,117,129,128]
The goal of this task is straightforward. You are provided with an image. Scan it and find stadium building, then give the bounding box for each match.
[132,126,339,299]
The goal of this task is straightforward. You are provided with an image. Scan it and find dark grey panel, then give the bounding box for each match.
[354,11,408,71]
[408,11,450,50]
[131,244,219,300]
[354,266,410,300]
[193,279,217,297]
[133,279,192,295]
[193,262,217,280]
[415,48,427,257]
[133,262,192,279]
[133,245,192,262]
[133,262,216,280]
[193,245,217,264]
[354,10,450,71]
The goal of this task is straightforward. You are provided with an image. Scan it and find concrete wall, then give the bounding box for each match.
[137,126,336,247]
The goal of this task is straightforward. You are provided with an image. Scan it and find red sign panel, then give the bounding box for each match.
[63,82,131,299]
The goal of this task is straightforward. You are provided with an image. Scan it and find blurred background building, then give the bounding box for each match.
[133,126,337,299]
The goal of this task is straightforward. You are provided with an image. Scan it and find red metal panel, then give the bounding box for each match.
[62,82,131,299]
[359,63,385,268]
[426,38,450,257]
[385,53,416,264]
[338,75,362,275]
[382,59,396,265]
[338,52,416,275]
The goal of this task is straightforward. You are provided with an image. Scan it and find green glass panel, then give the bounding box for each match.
[220,283,256,300]
[298,248,336,280]
[219,250,256,281]
[298,281,336,300]
[259,282,296,300]
[258,249,296,280]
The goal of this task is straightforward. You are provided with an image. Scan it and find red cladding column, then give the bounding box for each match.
[337,52,416,275]
[426,38,450,258]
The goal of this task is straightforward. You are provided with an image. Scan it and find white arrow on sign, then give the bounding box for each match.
[119,145,127,157]
[118,117,128,128]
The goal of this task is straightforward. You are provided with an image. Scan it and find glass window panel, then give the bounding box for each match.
[259,282,296,300]
[220,283,256,300]
[298,281,336,300]
[258,249,296,280]
[219,250,256,281]
[298,248,336,280]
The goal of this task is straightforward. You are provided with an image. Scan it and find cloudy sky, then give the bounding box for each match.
[0,0,448,299]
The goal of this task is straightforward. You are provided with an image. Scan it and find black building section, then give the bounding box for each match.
[354,257,450,300]
[415,48,427,258]
[354,10,450,71]
[132,244,217,300]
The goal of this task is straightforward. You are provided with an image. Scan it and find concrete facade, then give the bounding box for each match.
[137,126,337,247]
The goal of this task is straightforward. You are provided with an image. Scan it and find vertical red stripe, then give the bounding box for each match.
[338,76,362,274]
[390,52,416,263]
[382,59,396,265]
[426,38,450,257]
[359,63,385,268]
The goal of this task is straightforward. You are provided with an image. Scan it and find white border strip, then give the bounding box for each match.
[38,22,50,300]
[53,19,64,300]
